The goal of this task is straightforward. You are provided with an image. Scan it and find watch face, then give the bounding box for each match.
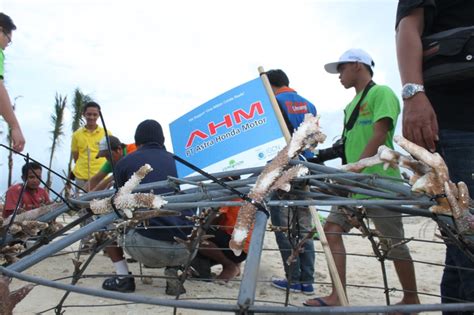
[402,84,423,99]
[402,85,416,99]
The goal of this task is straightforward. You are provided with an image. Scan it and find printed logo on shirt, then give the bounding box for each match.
[358,119,372,125]
[285,101,309,114]
[359,102,371,117]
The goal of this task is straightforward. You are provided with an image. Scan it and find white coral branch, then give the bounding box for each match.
[342,136,470,217]
[2,203,59,227]
[394,135,453,214]
[230,115,326,255]
[270,165,309,192]
[89,164,168,216]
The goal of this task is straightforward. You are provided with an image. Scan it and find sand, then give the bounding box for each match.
[11,215,445,314]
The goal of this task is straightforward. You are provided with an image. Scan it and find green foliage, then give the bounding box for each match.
[47,93,67,189]
[71,88,93,133]
[50,93,67,146]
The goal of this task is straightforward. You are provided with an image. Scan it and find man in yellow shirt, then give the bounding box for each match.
[71,101,110,191]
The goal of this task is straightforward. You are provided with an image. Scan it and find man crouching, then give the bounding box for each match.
[102,119,193,295]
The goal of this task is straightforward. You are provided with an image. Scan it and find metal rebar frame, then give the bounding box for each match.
[2,162,473,314]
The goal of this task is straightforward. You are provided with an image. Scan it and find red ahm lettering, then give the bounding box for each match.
[233,101,264,124]
[185,101,265,148]
[208,114,233,135]
[185,130,209,148]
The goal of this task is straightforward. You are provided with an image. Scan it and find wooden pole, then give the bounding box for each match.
[310,205,349,306]
[258,66,291,143]
[259,66,347,304]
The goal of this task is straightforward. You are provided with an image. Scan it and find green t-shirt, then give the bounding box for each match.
[0,49,5,79]
[99,147,127,174]
[343,84,401,180]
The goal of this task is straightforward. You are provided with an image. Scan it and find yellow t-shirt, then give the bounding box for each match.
[71,126,111,180]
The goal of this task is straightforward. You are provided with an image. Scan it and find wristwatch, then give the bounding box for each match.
[401,83,425,100]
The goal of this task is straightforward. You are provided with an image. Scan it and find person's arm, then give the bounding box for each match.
[91,175,113,191]
[0,81,25,152]
[396,7,438,152]
[71,132,79,162]
[87,170,107,191]
[3,187,20,218]
[359,118,392,161]
[43,189,51,204]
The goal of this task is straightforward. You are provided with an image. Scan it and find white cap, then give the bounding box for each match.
[96,135,121,158]
[324,48,374,74]
[98,137,108,152]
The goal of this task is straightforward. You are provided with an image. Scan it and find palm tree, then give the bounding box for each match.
[46,93,67,191]
[71,88,92,133]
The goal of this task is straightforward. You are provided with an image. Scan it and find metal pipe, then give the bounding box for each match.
[7,213,117,272]
[2,264,474,313]
[237,210,268,310]
[0,265,239,312]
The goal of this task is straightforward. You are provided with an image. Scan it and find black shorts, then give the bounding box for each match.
[208,228,247,264]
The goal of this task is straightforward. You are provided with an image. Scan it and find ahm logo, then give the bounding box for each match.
[223,159,244,171]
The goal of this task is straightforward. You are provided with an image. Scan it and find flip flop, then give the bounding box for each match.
[303,297,329,307]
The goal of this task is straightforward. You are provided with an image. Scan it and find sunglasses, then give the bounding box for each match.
[3,31,11,44]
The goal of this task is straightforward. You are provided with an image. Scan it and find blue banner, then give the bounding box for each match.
[170,77,287,177]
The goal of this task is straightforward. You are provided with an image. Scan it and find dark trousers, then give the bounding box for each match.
[437,129,474,314]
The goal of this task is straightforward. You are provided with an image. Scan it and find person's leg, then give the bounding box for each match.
[198,231,241,282]
[299,239,315,284]
[304,221,347,306]
[437,129,474,313]
[271,205,302,283]
[102,240,134,292]
[441,243,474,315]
[74,178,87,195]
[370,208,419,305]
[296,207,315,290]
[393,259,420,304]
[123,231,190,295]
[441,244,463,311]
[304,206,352,307]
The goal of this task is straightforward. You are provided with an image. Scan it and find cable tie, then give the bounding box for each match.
[110,193,124,220]
[430,193,447,201]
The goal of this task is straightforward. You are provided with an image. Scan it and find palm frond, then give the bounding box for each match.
[71,88,93,133]
[46,93,67,190]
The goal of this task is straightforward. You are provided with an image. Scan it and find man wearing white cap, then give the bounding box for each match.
[86,135,136,191]
[304,49,420,307]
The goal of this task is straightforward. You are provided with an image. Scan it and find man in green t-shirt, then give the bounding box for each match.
[0,13,25,152]
[86,135,136,191]
[304,49,419,307]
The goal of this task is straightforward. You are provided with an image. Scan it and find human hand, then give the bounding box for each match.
[402,93,438,152]
[10,126,25,152]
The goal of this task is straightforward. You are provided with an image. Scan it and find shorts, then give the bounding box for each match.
[326,205,412,260]
[121,229,190,268]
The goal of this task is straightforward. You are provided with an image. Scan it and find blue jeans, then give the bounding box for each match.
[271,198,315,284]
[437,129,474,313]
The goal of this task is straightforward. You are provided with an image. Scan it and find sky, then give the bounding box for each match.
[0,0,402,193]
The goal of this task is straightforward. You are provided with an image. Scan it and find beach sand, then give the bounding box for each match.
[11,215,445,314]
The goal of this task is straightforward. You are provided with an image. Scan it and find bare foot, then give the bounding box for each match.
[303,296,340,307]
[216,264,240,282]
[387,301,419,315]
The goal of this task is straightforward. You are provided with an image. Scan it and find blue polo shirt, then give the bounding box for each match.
[275,87,317,158]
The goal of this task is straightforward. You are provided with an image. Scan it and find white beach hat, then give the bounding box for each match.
[96,135,121,158]
[324,48,375,74]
